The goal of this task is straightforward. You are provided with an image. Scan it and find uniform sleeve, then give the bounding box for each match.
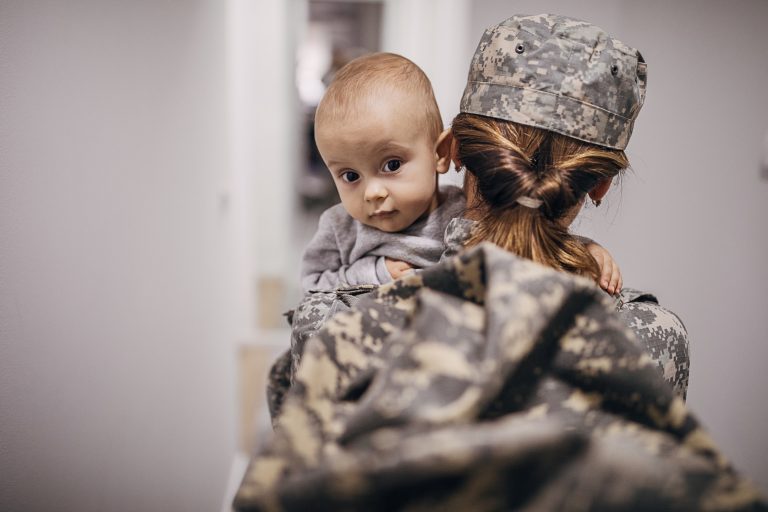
[300,210,389,293]
[618,295,690,401]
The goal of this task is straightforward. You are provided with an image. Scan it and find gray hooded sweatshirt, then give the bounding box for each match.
[300,184,465,294]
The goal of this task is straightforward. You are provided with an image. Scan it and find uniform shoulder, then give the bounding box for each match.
[618,288,687,337]
[618,287,658,304]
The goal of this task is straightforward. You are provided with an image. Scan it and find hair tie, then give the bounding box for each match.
[516,196,543,209]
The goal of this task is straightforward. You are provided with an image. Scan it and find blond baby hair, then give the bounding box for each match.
[315,52,443,142]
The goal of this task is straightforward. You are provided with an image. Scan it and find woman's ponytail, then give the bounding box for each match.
[453,113,628,282]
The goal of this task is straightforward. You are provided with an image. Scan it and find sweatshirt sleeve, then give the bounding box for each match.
[375,256,393,285]
[300,209,389,293]
[301,256,387,293]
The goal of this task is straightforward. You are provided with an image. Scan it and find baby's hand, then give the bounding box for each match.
[385,258,415,279]
[586,243,623,295]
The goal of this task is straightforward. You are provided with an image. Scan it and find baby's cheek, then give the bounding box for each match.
[341,200,365,224]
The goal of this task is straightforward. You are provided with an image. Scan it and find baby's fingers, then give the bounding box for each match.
[595,253,612,291]
[597,255,620,295]
[607,262,623,296]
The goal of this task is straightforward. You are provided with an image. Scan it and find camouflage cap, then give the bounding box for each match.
[460,14,647,150]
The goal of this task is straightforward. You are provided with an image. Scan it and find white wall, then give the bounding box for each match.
[0,1,242,510]
[469,0,768,493]
[382,0,471,130]
[234,0,299,283]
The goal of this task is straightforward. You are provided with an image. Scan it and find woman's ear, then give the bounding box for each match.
[435,128,454,174]
[588,177,613,201]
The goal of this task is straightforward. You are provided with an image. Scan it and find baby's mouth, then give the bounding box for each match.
[370,210,397,218]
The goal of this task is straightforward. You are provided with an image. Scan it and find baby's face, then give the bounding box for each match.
[315,93,439,233]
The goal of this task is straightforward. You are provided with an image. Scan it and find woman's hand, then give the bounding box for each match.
[587,243,623,295]
[385,258,415,279]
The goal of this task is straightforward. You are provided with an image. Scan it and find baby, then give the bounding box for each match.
[300,52,462,294]
[301,52,621,294]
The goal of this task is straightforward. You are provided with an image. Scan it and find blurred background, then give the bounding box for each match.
[1,0,766,510]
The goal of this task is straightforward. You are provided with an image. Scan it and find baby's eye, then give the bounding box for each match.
[383,159,401,172]
[340,171,360,183]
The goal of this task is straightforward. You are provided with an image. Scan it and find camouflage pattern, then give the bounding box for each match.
[235,244,763,511]
[617,288,690,399]
[267,284,377,422]
[441,217,690,398]
[460,14,647,150]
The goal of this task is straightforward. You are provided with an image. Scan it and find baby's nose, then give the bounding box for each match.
[364,181,388,201]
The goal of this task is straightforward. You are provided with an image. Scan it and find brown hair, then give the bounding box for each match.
[315,52,443,142]
[452,113,629,281]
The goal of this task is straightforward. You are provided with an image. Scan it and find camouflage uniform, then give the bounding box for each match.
[267,216,689,421]
[234,14,759,511]
[236,244,764,511]
[442,217,690,399]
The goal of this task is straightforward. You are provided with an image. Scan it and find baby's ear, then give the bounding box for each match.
[435,128,453,174]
